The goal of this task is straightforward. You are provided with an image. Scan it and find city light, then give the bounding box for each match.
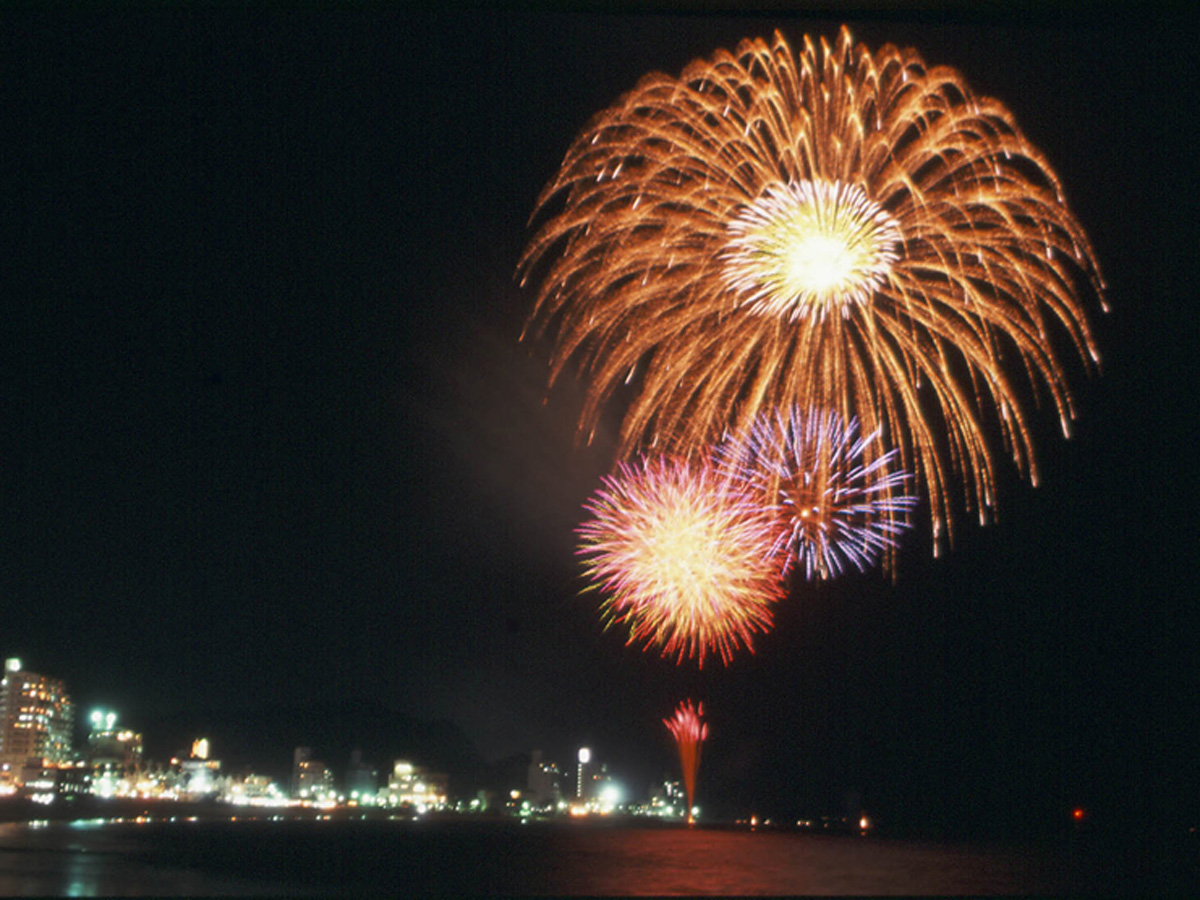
[576,747,591,801]
[596,782,622,814]
[89,710,118,731]
[0,654,851,824]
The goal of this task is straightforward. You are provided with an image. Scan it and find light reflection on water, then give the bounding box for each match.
[0,817,1154,896]
[0,821,323,897]
[535,826,1060,896]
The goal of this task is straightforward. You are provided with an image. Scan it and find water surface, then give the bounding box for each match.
[0,816,1184,896]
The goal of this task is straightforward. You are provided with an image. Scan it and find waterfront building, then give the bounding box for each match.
[291,746,311,795]
[382,760,447,811]
[223,773,288,806]
[640,779,687,819]
[291,746,336,800]
[589,763,621,812]
[124,760,173,799]
[292,747,336,801]
[346,749,379,804]
[177,757,223,797]
[526,750,564,811]
[173,738,223,798]
[86,709,144,797]
[0,658,74,775]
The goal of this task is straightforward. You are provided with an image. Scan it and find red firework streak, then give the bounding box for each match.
[665,700,708,825]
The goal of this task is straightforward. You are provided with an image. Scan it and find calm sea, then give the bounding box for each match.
[0,815,1190,896]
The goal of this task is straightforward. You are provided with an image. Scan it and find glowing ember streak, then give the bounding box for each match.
[718,408,917,581]
[520,27,1104,548]
[664,699,707,825]
[577,456,788,666]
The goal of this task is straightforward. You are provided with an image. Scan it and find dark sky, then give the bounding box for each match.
[3,4,1197,828]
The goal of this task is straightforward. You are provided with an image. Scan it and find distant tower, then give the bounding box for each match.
[576,747,591,800]
[0,658,74,771]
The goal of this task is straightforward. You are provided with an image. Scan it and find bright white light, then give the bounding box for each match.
[723,179,901,321]
[578,747,591,764]
[5,658,20,673]
[599,783,621,806]
[785,233,857,294]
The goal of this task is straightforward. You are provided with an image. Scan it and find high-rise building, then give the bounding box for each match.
[526,750,564,810]
[0,658,74,773]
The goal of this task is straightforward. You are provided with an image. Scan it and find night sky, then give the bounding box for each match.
[4,4,1197,831]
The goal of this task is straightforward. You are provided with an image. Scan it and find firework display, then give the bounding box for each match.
[718,407,917,581]
[664,699,708,825]
[520,26,1104,544]
[577,456,789,666]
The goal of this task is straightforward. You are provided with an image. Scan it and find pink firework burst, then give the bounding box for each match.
[577,455,789,666]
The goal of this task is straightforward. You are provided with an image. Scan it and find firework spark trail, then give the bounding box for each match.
[718,407,917,581]
[577,455,788,666]
[520,26,1104,549]
[664,699,708,824]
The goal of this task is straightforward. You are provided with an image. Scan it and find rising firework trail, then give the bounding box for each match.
[520,26,1104,548]
[718,408,917,581]
[664,700,708,825]
[577,455,789,666]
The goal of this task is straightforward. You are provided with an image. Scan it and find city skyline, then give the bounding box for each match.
[3,4,1197,837]
[0,655,686,816]
[1,655,708,825]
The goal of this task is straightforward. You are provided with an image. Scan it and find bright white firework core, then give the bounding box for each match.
[723,179,901,320]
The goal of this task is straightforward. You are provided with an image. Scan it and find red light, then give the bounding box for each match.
[1072,808,1085,821]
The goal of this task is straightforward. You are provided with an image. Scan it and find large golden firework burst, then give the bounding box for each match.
[519,26,1104,546]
